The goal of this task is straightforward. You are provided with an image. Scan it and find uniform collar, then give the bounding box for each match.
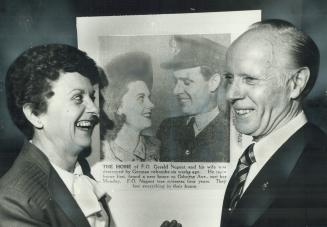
[187,106,219,135]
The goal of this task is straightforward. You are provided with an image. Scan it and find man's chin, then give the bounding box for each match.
[181,106,195,115]
[235,123,257,137]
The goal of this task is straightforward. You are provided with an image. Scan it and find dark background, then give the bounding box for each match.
[1,0,327,176]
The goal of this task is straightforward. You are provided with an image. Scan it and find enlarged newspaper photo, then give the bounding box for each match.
[99,34,230,163]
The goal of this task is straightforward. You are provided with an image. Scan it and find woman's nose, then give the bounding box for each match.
[86,97,100,115]
[146,98,155,109]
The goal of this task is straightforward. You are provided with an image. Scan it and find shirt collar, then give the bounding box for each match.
[51,163,106,217]
[187,106,219,132]
[110,136,146,161]
[51,162,75,192]
[253,111,307,168]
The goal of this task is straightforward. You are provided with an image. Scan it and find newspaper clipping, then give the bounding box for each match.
[77,11,260,227]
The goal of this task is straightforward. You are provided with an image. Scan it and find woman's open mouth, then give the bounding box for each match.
[143,111,152,119]
[75,116,99,131]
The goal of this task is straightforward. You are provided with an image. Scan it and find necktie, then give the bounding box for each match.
[185,117,196,150]
[228,143,256,211]
[186,117,195,138]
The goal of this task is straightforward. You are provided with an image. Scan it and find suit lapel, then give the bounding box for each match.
[48,168,91,227]
[228,124,308,226]
[21,142,91,226]
[221,167,238,226]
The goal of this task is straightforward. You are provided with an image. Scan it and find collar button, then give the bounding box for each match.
[185,150,191,155]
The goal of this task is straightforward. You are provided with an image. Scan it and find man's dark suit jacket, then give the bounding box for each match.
[0,142,110,227]
[157,113,229,162]
[221,123,327,227]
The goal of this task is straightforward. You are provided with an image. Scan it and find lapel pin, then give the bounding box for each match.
[262,181,269,191]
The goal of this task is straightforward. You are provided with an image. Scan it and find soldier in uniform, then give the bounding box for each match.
[157,35,229,162]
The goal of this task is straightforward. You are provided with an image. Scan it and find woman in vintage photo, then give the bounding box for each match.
[0,44,110,226]
[101,51,160,162]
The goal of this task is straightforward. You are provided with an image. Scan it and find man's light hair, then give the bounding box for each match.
[245,19,320,98]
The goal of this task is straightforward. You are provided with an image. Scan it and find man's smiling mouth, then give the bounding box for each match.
[177,95,191,105]
[234,108,255,117]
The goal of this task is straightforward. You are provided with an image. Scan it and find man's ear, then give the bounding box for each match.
[22,104,44,129]
[209,73,221,92]
[289,67,310,99]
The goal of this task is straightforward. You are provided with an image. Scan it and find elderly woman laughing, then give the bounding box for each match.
[0,44,110,227]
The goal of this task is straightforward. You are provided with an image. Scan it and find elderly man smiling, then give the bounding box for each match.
[220,19,327,227]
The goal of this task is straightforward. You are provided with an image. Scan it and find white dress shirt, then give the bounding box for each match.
[242,111,307,194]
[51,163,109,227]
[188,106,220,136]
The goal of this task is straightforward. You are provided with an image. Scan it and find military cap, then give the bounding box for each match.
[161,35,227,73]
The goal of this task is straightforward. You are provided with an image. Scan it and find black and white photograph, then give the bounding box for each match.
[98,33,230,163]
[1,1,327,227]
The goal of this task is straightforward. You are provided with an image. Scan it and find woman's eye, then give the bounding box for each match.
[90,95,96,102]
[72,94,83,104]
[138,96,145,103]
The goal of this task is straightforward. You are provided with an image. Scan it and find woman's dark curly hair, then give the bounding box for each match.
[5,44,99,139]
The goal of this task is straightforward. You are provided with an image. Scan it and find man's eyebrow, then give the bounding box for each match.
[178,77,194,82]
[239,73,262,79]
[222,72,233,76]
[239,73,253,77]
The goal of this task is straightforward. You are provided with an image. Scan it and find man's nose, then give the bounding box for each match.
[226,78,244,102]
[173,81,183,95]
